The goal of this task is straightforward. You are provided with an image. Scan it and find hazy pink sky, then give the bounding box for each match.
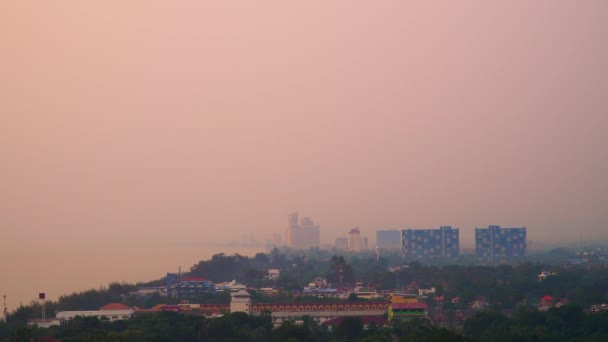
[2,1,607,249]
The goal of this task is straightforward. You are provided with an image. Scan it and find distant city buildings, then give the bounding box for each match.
[335,237,348,250]
[284,212,320,249]
[376,230,402,250]
[332,228,369,252]
[347,227,369,252]
[348,228,361,252]
[475,225,526,262]
[402,226,460,260]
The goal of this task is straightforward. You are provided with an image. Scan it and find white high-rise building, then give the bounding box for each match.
[348,227,362,252]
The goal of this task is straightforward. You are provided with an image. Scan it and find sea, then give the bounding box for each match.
[0,242,266,314]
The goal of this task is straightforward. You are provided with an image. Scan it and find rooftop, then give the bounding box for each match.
[100,303,131,311]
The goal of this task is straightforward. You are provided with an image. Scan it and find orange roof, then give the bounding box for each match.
[100,303,131,311]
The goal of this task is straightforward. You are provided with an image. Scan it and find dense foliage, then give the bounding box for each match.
[463,305,608,341]
[5,307,608,342]
[4,247,608,341]
[1,311,459,342]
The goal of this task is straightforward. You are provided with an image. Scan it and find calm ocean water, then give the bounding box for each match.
[0,243,265,314]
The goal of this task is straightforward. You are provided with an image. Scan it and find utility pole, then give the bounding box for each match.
[2,295,7,322]
[39,293,46,323]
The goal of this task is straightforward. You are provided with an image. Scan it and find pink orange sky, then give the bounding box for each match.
[1,1,607,250]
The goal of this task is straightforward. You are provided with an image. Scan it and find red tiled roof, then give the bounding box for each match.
[160,305,180,311]
[134,309,162,313]
[253,301,389,307]
[100,303,131,311]
[541,295,554,301]
[391,302,428,309]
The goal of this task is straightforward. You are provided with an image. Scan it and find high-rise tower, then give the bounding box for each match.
[284,212,320,249]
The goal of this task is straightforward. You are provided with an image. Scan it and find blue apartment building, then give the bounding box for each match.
[475,225,527,262]
[402,226,459,260]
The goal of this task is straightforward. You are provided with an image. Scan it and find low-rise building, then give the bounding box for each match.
[126,287,167,300]
[26,318,61,328]
[251,301,389,325]
[353,288,380,300]
[388,302,428,321]
[538,295,555,311]
[390,292,419,304]
[538,271,557,282]
[230,290,251,314]
[267,269,280,281]
[418,287,436,296]
[591,304,608,312]
[302,287,339,297]
[216,280,246,292]
[471,297,489,310]
[167,274,216,298]
[56,303,134,323]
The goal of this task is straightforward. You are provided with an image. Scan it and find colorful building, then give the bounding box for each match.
[390,293,419,304]
[166,274,215,298]
[388,302,428,321]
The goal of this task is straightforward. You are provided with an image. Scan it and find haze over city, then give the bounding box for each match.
[1,1,607,310]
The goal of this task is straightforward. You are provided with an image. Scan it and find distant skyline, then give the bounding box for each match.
[2,1,608,253]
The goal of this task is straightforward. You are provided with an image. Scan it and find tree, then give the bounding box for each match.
[463,311,511,338]
[334,317,363,341]
[327,255,354,285]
